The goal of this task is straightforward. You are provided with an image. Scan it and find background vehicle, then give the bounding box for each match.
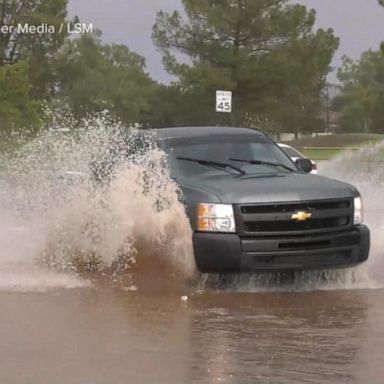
[278,143,318,174]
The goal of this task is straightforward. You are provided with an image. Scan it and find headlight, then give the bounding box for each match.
[354,196,363,225]
[197,203,236,233]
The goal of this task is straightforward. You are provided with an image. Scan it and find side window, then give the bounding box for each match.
[282,147,303,158]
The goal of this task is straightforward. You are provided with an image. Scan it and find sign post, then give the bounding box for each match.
[216,90,232,113]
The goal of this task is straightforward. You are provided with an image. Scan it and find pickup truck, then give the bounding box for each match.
[97,126,370,274]
[151,126,370,273]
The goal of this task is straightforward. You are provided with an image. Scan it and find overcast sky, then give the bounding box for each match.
[68,0,384,83]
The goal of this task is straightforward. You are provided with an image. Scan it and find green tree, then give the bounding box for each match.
[336,50,384,133]
[54,33,160,126]
[0,60,41,135]
[0,0,68,98]
[152,0,338,132]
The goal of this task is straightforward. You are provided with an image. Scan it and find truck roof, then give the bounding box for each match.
[151,126,266,140]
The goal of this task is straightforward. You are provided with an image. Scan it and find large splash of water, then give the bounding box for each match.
[317,142,384,290]
[0,112,194,292]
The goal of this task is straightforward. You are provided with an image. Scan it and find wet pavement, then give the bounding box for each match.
[1,286,384,384]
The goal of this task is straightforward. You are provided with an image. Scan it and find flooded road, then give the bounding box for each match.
[1,120,384,383]
[1,287,384,384]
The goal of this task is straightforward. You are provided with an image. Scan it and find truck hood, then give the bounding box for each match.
[178,173,359,204]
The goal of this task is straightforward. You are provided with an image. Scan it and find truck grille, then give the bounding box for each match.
[235,199,353,236]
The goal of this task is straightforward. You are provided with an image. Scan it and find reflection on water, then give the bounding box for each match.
[190,291,370,384]
[1,289,384,384]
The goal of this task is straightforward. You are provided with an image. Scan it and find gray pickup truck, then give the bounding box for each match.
[151,126,370,273]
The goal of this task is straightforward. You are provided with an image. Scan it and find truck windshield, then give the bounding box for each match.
[161,134,297,178]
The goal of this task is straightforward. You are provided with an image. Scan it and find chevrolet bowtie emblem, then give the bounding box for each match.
[292,211,312,221]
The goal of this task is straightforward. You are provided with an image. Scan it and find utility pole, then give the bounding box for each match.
[325,83,330,133]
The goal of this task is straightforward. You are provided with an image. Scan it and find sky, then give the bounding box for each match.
[68,0,384,83]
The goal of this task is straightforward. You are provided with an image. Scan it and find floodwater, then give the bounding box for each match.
[1,118,384,383]
[1,287,384,384]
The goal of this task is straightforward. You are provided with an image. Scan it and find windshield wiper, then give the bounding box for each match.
[177,157,246,175]
[229,158,296,172]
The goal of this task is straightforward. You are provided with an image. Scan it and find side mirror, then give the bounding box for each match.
[295,158,313,173]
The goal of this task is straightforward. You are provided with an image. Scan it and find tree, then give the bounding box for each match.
[152,0,339,132]
[0,0,68,98]
[54,33,160,126]
[336,50,384,133]
[0,60,41,135]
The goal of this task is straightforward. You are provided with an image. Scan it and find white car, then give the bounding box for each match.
[278,143,318,174]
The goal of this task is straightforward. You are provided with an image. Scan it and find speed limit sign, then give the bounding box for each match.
[216,90,232,113]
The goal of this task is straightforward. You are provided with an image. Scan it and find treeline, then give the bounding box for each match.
[334,48,384,133]
[327,0,384,134]
[0,0,383,136]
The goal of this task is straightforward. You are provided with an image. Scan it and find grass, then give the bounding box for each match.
[288,133,384,149]
[287,133,384,160]
[302,148,343,160]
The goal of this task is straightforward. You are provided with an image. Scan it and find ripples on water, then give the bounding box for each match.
[0,113,383,293]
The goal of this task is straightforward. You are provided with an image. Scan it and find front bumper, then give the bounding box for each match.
[193,225,370,273]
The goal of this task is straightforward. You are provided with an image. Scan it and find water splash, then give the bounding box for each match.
[0,111,194,292]
[318,141,384,290]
